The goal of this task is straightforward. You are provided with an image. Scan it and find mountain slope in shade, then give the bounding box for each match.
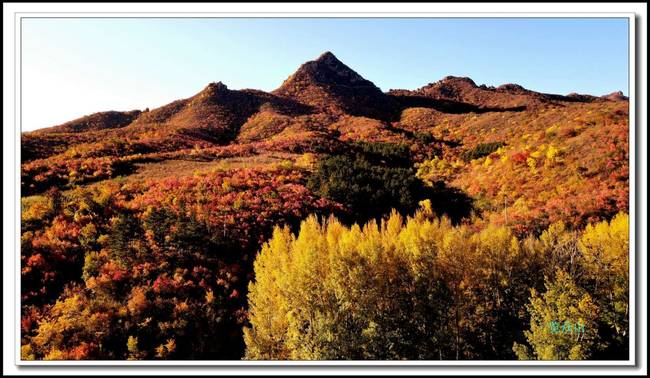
[273,51,399,121]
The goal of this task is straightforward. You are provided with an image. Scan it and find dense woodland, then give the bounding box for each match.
[245,207,628,360]
[20,52,629,360]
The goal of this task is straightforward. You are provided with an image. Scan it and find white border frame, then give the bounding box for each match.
[3,2,647,376]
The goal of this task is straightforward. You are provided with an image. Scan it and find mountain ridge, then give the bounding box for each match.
[28,52,626,137]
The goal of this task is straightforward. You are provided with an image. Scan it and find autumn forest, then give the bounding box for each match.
[20,52,629,361]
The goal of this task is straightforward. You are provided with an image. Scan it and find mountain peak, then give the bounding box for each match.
[203,81,229,94]
[273,52,398,120]
[192,81,231,105]
[275,52,371,93]
[440,76,478,87]
[601,90,628,101]
[315,51,338,63]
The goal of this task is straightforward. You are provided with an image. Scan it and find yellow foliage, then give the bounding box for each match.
[127,336,139,354]
[516,269,600,360]
[21,196,53,223]
[205,290,215,304]
[543,144,563,167]
[526,157,537,171]
[579,213,629,336]
[245,203,531,360]
[545,125,558,136]
[21,344,35,360]
[276,160,294,170]
[418,199,433,217]
[221,180,233,193]
[545,145,560,160]
[580,213,629,277]
[483,156,493,167]
[126,335,145,359]
[295,153,317,169]
[44,348,67,361]
[416,156,459,186]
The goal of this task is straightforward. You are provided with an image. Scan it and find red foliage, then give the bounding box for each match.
[511,151,529,165]
[129,168,343,248]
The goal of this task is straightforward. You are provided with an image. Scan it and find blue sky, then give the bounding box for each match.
[22,18,629,131]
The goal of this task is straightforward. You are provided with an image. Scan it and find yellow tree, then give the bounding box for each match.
[243,226,295,360]
[579,213,629,355]
[468,225,534,358]
[435,223,534,359]
[244,208,455,360]
[536,221,583,281]
[513,269,600,360]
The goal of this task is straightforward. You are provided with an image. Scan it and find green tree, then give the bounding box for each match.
[307,142,425,224]
[108,213,139,265]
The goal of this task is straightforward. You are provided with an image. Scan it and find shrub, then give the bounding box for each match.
[460,141,505,162]
[413,131,436,145]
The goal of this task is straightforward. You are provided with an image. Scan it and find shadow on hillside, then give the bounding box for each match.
[260,93,317,116]
[389,94,527,114]
[425,183,475,224]
[385,125,462,148]
[326,182,475,228]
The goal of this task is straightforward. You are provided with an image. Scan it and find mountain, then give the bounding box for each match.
[126,81,313,145]
[21,51,628,233]
[273,51,399,120]
[23,51,626,152]
[388,75,623,110]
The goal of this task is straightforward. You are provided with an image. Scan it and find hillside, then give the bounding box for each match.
[21,52,628,231]
[20,52,629,361]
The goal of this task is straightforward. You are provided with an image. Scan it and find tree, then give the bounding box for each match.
[579,213,629,358]
[415,156,461,186]
[127,336,145,360]
[245,207,457,360]
[307,142,426,224]
[513,269,600,360]
[108,213,140,266]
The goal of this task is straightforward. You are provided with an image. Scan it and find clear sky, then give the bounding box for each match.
[21,17,629,131]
